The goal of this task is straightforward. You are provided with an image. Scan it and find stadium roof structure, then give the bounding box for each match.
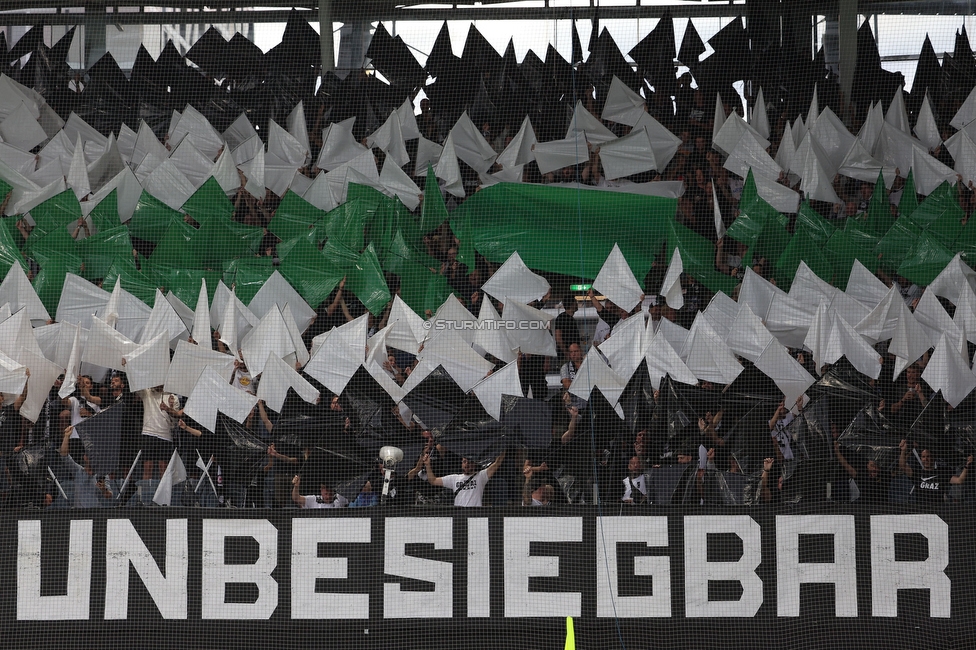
[0,0,974,26]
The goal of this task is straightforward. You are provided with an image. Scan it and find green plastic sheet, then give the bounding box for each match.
[181,178,235,224]
[864,172,895,236]
[150,220,199,269]
[148,264,219,307]
[29,190,81,240]
[874,217,922,273]
[399,259,453,317]
[347,244,392,315]
[89,190,120,233]
[190,216,264,268]
[103,256,158,305]
[269,190,328,243]
[127,191,184,244]
[898,169,919,218]
[452,182,669,281]
[223,257,274,305]
[78,226,133,281]
[278,235,345,307]
[774,229,834,290]
[419,165,449,235]
[897,233,955,286]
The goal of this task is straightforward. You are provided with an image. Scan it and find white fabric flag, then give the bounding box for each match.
[602,76,647,127]
[418,328,494,392]
[598,127,657,180]
[502,300,557,357]
[566,100,617,145]
[303,314,368,395]
[434,132,465,198]
[568,348,626,412]
[922,333,976,408]
[58,327,82,399]
[123,333,171,392]
[164,338,236,398]
[386,295,427,355]
[594,243,643,313]
[481,252,551,305]
[754,339,815,408]
[379,158,422,210]
[82,316,138,370]
[644,330,697,390]
[659,248,684,310]
[0,262,48,323]
[681,316,743,385]
[713,182,726,240]
[0,349,27,398]
[533,132,589,176]
[191,280,211,349]
[450,112,498,173]
[257,353,319,412]
[248,271,315,333]
[183,365,258,433]
[472,298,517,363]
[597,312,645,382]
[152,449,188,506]
[496,116,537,169]
[472,360,523,421]
[317,118,368,170]
[702,290,739,340]
[725,304,775,364]
[752,88,770,139]
[18,349,63,423]
[141,289,188,348]
[240,306,299,378]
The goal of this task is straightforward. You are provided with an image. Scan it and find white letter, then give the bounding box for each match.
[384,517,452,618]
[871,514,950,617]
[685,515,763,617]
[776,515,857,617]
[291,518,369,619]
[105,519,188,619]
[17,520,92,620]
[468,518,490,617]
[202,519,277,619]
[596,516,670,617]
[504,517,581,617]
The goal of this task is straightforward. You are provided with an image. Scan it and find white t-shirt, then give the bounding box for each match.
[139,389,178,442]
[770,412,795,460]
[232,368,256,395]
[302,494,350,508]
[441,469,489,507]
[622,474,649,502]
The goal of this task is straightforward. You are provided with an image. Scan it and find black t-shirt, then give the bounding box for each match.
[553,312,581,351]
[600,309,622,331]
[0,404,19,454]
[912,465,955,506]
[854,472,890,506]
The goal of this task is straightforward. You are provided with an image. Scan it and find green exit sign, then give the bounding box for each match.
[569,284,591,291]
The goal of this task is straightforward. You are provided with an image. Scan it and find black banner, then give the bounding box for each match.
[1,506,974,649]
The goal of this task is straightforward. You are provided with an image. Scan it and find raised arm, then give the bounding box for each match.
[485,449,506,479]
[560,407,581,444]
[951,456,973,485]
[59,425,72,457]
[833,440,857,479]
[424,454,444,487]
[291,475,307,507]
[898,439,913,478]
[257,400,274,434]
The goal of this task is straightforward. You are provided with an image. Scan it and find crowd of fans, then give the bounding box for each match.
[3,17,976,512]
